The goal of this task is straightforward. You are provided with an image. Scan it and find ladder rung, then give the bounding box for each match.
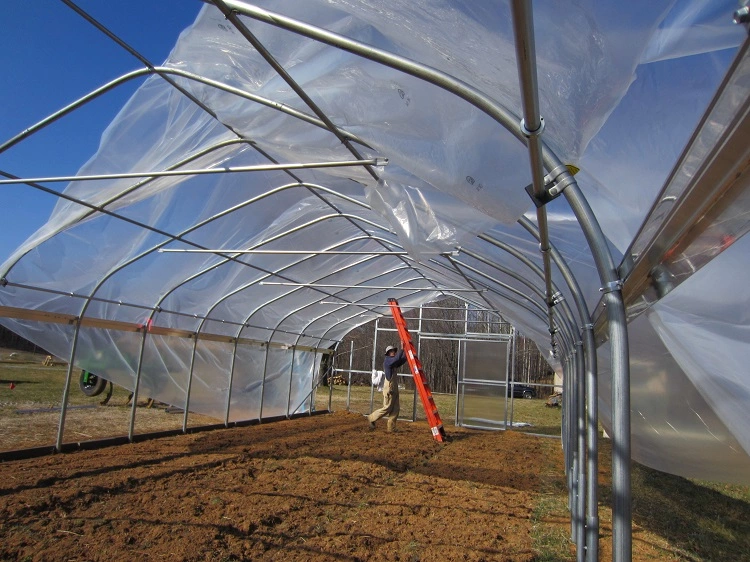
[388,298,446,443]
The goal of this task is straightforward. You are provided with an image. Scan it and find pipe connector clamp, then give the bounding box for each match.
[548,291,564,306]
[520,116,545,138]
[599,280,623,294]
[734,5,750,24]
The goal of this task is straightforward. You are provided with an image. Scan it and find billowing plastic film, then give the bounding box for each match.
[366,179,499,261]
[648,233,750,458]
[598,313,750,484]
[0,0,747,484]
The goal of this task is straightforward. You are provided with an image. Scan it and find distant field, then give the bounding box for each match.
[0,348,216,451]
[1,347,560,451]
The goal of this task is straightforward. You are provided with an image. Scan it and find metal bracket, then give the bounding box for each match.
[734,1,750,33]
[524,163,574,208]
[547,291,563,307]
[0,278,7,287]
[650,264,677,299]
[599,280,623,294]
[581,323,594,332]
[520,116,545,138]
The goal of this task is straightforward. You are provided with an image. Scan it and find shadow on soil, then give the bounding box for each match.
[184,413,548,493]
[599,462,750,562]
[0,379,39,385]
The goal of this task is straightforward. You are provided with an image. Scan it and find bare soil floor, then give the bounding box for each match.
[1,412,555,561]
[3,408,716,562]
[2,350,749,560]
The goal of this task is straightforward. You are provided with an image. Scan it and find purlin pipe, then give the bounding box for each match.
[20,3,627,556]
[207,8,630,556]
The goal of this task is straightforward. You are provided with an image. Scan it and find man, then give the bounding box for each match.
[367,345,407,432]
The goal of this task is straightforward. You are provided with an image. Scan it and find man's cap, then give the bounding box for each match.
[384,345,397,354]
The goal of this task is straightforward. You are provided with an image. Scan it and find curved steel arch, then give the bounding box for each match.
[55,185,395,446]
[286,285,431,417]
[262,283,436,419]
[130,235,412,435]
[0,136,253,279]
[216,0,604,370]
[0,66,369,158]
[448,254,578,349]
[147,212,403,327]
[253,273,432,421]
[212,4,626,557]
[224,264,420,423]
[259,274,431,420]
[12,2,631,558]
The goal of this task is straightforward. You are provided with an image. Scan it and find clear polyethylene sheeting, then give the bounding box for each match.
[0,0,748,483]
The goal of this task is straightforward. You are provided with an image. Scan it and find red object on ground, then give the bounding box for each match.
[9,382,15,390]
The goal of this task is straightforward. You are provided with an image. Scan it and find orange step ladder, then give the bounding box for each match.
[388,298,447,443]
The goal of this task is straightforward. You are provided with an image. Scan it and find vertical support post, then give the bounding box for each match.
[584,323,599,562]
[455,338,462,425]
[225,338,239,427]
[128,327,150,441]
[56,318,82,452]
[370,318,379,411]
[183,334,199,433]
[309,347,319,415]
[606,289,631,561]
[259,342,271,421]
[328,342,336,412]
[570,362,578,543]
[563,355,571,473]
[345,340,353,411]
[412,307,422,421]
[507,328,515,429]
[575,340,587,562]
[285,346,297,418]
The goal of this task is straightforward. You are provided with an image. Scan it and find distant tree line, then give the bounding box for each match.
[0,324,50,355]
[329,297,554,394]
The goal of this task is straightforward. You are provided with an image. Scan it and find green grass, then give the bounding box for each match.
[531,493,574,561]
[0,360,133,414]
[593,438,750,561]
[530,437,575,561]
[629,462,750,561]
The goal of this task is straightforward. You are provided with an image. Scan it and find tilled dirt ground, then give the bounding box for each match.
[1,411,569,561]
[3,409,711,561]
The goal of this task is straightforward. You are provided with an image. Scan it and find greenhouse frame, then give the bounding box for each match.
[2,1,749,561]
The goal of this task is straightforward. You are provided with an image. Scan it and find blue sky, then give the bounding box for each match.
[0,0,202,263]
